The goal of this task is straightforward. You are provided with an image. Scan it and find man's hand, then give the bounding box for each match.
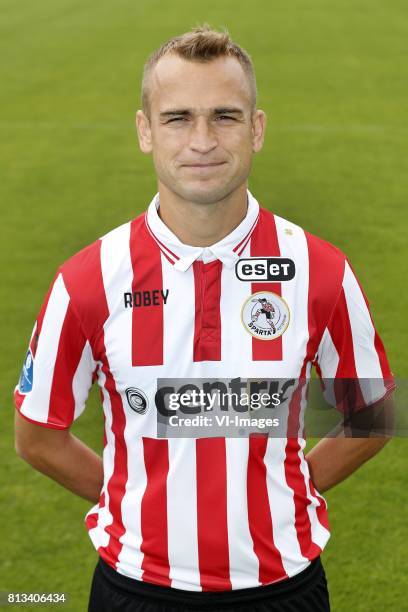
[14,410,103,503]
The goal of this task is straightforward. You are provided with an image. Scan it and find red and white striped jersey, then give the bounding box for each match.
[14,190,394,591]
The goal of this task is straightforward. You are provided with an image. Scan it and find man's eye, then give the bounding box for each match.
[167,115,234,123]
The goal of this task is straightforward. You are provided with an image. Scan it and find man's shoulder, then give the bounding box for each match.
[59,216,141,303]
[59,216,143,278]
[54,216,146,343]
[265,208,347,267]
[303,225,347,266]
[59,237,102,277]
[262,209,347,305]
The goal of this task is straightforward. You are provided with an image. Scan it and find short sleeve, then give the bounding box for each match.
[14,269,97,429]
[314,259,395,412]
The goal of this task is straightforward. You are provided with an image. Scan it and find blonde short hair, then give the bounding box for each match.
[141,25,257,117]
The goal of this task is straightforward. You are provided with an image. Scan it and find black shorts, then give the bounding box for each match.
[88,556,330,611]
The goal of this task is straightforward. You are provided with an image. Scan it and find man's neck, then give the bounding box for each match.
[156,182,249,247]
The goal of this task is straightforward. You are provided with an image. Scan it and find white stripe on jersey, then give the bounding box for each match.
[316,328,340,378]
[274,217,330,552]
[220,240,254,372]
[275,215,310,377]
[116,438,148,578]
[92,364,114,550]
[100,221,133,368]
[343,261,383,378]
[343,261,387,403]
[100,222,150,574]
[264,435,309,574]
[162,253,195,373]
[225,438,261,589]
[314,328,340,408]
[88,222,136,555]
[166,439,201,590]
[19,273,69,423]
[297,444,330,550]
[297,363,311,438]
[72,340,96,421]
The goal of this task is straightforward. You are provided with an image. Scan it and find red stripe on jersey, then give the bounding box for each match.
[140,438,171,586]
[305,233,365,413]
[145,214,179,264]
[372,332,394,381]
[62,239,129,571]
[304,232,345,361]
[196,438,231,590]
[284,381,322,560]
[247,434,287,583]
[250,209,282,361]
[130,216,164,366]
[97,332,129,570]
[47,302,87,428]
[153,245,175,266]
[16,267,59,401]
[233,211,260,254]
[326,288,366,413]
[14,390,26,411]
[61,240,109,345]
[193,260,222,362]
[285,232,336,539]
[102,411,107,448]
[30,269,60,357]
[345,259,394,382]
[85,512,99,530]
[13,403,70,429]
[328,289,357,377]
[308,479,330,531]
[237,234,252,257]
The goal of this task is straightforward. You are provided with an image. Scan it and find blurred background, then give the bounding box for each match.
[1,1,407,610]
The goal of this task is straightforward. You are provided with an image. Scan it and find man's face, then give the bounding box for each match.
[136,54,265,205]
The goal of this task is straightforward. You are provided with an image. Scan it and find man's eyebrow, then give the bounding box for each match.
[159,109,191,118]
[159,107,245,118]
[213,107,244,115]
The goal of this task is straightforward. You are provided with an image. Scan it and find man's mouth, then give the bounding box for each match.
[181,162,227,168]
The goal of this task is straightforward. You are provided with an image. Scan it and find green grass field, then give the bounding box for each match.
[1,1,407,610]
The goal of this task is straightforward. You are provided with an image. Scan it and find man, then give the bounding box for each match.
[14,26,394,612]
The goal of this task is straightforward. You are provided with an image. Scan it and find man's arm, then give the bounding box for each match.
[14,410,103,504]
[305,436,390,494]
[305,397,394,493]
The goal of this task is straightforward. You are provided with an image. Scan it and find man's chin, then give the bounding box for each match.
[172,182,240,206]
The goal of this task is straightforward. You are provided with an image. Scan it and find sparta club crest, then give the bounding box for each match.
[241,291,290,340]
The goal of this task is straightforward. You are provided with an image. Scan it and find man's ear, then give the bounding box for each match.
[251,109,266,153]
[136,110,152,154]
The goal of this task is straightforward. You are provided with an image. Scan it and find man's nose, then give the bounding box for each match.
[189,118,218,154]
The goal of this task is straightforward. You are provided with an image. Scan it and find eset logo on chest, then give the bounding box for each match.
[241,291,290,340]
[235,257,295,282]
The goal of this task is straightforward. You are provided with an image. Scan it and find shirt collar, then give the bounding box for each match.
[145,189,260,272]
